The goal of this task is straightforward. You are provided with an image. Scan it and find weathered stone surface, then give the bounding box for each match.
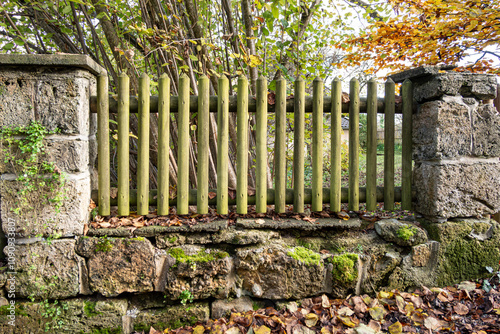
[388,65,456,83]
[423,219,500,286]
[211,296,254,319]
[374,219,427,247]
[236,217,361,230]
[156,228,280,248]
[413,98,500,161]
[413,99,472,161]
[328,253,360,297]
[76,236,156,297]
[411,241,440,267]
[360,250,402,294]
[0,298,126,334]
[472,103,500,157]
[414,160,500,219]
[135,220,228,237]
[4,239,83,299]
[162,245,234,300]
[0,69,95,135]
[0,138,89,174]
[236,245,326,299]
[133,302,209,332]
[412,73,497,102]
[1,175,91,237]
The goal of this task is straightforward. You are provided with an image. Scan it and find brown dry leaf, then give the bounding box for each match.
[247,187,256,196]
[409,295,423,308]
[352,296,367,314]
[99,222,111,228]
[453,303,469,315]
[388,321,402,334]
[395,295,405,313]
[302,216,316,223]
[148,327,162,334]
[267,92,276,105]
[228,187,237,200]
[83,223,89,236]
[321,294,331,308]
[338,307,354,317]
[424,316,449,331]
[341,92,350,103]
[208,192,217,200]
[110,187,118,199]
[304,313,319,327]
[368,320,381,332]
[89,199,96,210]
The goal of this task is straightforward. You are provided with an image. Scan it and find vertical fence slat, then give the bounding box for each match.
[384,78,395,211]
[97,74,110,216]
[237,76,249,214]
[197,75,210,214]
[177,74,190,215]
[293,78,305,213]
[217,75,229,214]
[348,78,360,211]
[401,79,413,210]
[137,73,150,215]
[256,76,268,213]
[275,76,286,213]
[117,73,129,216]
[330,78,342,212]
[157,74,170,215]
[312,77,323,212]
[366,78,377,211]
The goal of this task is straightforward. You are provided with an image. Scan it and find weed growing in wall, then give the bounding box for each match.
[0,121,67,220]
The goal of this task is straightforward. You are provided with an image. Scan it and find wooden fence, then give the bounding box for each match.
[93,74,414,216]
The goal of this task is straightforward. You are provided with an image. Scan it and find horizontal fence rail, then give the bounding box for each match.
[95,74,414,216]
[90,95,405,114]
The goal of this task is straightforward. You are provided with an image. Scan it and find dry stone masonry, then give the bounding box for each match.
[0,57,498,333]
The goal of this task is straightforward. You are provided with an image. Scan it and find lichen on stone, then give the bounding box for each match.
[287,246,321,267]
[329,253,358,284]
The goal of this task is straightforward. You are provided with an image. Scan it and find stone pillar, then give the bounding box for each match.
[390,66,500,221]
[0,54,103,239]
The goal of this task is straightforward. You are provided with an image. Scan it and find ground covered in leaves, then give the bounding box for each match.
[137,276,500,334]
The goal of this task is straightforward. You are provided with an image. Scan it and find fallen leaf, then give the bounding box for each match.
[336,211,350,220]
[338,307,354,317]
[337,315,358,328]
[388,321,402,334]
[254,325,271,334]
[304,313,319,327]
[321,294,331,308]
[192,325,205,334]
[208,192,217,199]
[110,187,118,199]
[453,303,469,315]
[368,305,386,321]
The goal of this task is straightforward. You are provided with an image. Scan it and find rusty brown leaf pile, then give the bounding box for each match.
[138,281,500,334]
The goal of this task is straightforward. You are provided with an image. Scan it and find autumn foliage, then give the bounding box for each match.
[337,0,500,75]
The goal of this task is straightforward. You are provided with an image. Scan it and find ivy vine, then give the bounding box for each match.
[0,121,67,218]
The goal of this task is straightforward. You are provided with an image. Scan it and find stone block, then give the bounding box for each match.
[76,236,156,297]
[0,138,90,174]
[423,219,500,286]
[235,245,326,299]
[413,98,500,161]
[161,245,234,300]
[1,174,91,238]
[472,103,500,157]
[414,160,500,219]
[3,239,83,299]
[412,73,497,102]
[211,296,254,319]
[374,219,427,247]
[411,241,440,267]
[132,302,209,332]
[0,69,95,135]
[0,298,127,334]
[412,99,472,161]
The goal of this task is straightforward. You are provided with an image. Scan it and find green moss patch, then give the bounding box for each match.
[329,253,358,284]
[287,246,321,266]
[397,225,418,241]
[168,248,229,265]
